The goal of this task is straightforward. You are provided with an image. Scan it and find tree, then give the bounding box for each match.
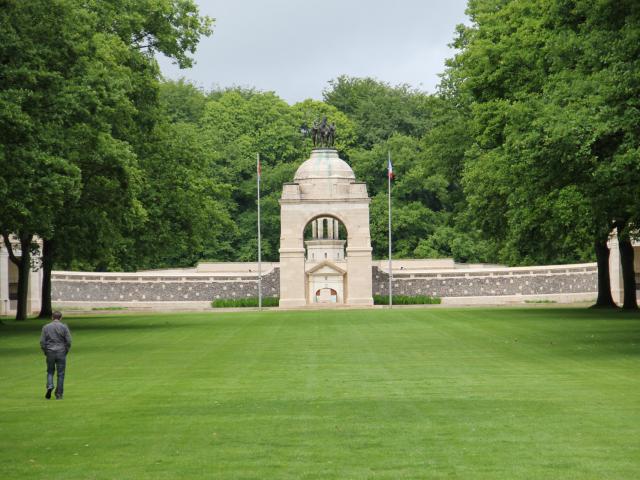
[48,0,212,312]
[198,90,357,262]
[159,79,208,124]
[0,0,84,319]
[126,121,236,269]
[323,77,488,262]
[0,0,213,318]
[324,76,435,148]
[445,0,640,307]
[349,135,451,259]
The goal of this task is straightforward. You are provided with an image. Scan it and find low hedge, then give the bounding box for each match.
[211,297,279,308]
[373,294,441,305]
[212,296,439,307]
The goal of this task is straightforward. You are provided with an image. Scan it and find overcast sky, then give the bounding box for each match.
[158,0,469,104]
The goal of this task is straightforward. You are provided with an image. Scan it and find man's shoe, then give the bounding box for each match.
[55,395,63,400]
[45,388,53,399]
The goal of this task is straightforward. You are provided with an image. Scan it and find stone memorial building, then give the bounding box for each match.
[279,148,374,307]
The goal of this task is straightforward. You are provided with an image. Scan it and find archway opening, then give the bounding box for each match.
[303,215,348,262]
[315,288,337,303]
[303,215,347,304]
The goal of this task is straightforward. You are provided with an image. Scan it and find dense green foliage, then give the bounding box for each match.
[372,294,441,305]
[211,297,279,308]
[442,0,640,307]
[127,78,488,267]
[105,1,636,277]
[2,309,639,478]
[446,0,640,266]
[324,76,435,148]
[0,0,212,317]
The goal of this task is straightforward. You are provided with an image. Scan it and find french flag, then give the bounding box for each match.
[387,156,394,180]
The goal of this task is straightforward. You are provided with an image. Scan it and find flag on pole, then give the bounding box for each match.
[387,151,393,308]
[257,153,262,310]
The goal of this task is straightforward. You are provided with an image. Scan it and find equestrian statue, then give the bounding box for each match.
[300,116,337,148]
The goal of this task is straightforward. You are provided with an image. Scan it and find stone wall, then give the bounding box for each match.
[52,268,279,304]
[372,264,597,298]
[51,262,598,306]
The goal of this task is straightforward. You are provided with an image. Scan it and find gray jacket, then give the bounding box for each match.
[40,320,72,354]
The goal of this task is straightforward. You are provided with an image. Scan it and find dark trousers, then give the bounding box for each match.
[46,351,67,398]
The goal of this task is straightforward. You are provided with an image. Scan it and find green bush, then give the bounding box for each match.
[211,297,279,308]
[373,294,441,305]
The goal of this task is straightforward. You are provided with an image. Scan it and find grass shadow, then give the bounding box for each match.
[0,316,198,339]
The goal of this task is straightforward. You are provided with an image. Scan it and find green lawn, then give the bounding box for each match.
[1,308,639,479]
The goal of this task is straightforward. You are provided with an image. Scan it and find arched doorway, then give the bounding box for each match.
[303,215,347,304]
[315,288,337,303]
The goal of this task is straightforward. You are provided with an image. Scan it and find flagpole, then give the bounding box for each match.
[257,153,262,311]
[388,151,393,308]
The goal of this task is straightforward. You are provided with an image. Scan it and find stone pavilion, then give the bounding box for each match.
[279,148,374,307]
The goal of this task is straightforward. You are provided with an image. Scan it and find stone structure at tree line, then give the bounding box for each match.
[279,147,373,306]
[48,261,600,309]
[0,234,43,316]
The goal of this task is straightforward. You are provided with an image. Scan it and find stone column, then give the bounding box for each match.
[327,217,334,240]
[279,248,306,307]
[278,204,308,308]
[333,219,339,239]
[29,263,42,315]
[346,246,373,305]
[311,220,317,239]
[317,219,324,239]
[608,235,623,306]
[344,206,373,306]
[0,245,8,316]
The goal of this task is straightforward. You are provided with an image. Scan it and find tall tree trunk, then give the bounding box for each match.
[618,234,638,310]
[39,237,54,319]
[15,233,32,321]
[592,238,616,308]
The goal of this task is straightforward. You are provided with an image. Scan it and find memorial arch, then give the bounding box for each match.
[279,148,373,307]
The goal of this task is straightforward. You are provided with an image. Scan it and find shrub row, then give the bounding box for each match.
[211,296,440,307]
[211,297,279,308]
[373,294,441,305]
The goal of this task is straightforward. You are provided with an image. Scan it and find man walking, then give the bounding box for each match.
[40,311,72,400]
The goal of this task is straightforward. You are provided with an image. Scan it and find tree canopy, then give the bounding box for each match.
[444,0,640,306]
[0,0,212,318]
